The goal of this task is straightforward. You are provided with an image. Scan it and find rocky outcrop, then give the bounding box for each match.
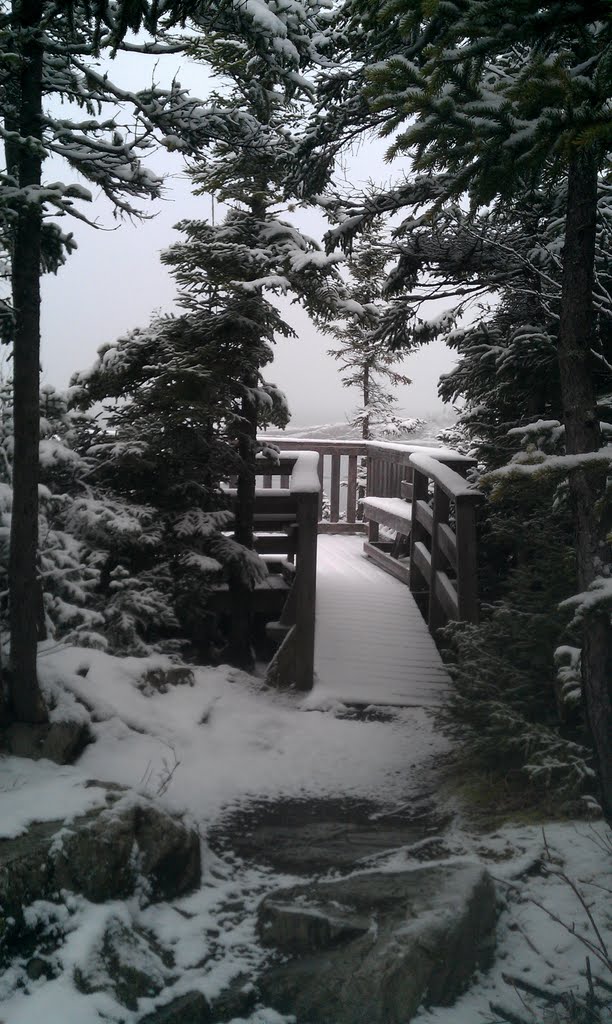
[139,979,257,1024]
[53,799,201,903]
[211,794,455,875]
[0,792,201,924]
[0,719,92,764]
[257,860,497,1024]
[74,916,174,1010]
[137,666,196,695]
[139,992,212,1024]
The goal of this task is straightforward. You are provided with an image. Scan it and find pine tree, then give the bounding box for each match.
[147,32,349,664]
[0,0,334,720]
[327,222,418,440]
[307,0,612,817]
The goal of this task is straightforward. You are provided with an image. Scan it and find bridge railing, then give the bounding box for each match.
[259,437,474,529]
[408,452,482,629]
[254,450,320,690]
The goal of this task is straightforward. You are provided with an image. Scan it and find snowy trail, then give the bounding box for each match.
[308,535,452,708]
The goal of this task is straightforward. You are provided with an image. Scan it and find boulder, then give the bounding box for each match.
[138,667,196,695]
[74,916,173,1010]
[139,991,213,1024]
[258,861,497,1024]
[0,793,201,925]
[139,979,257,1024]
[54,801,201,903]
[0,719,92,764]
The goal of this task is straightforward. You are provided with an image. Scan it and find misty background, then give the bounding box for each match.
[37,48,457,429]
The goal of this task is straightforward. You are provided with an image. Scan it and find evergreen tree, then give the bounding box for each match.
[0,0,333,721]
[306,0,612,817]
[327,223,417,440]
[143,32,349,664]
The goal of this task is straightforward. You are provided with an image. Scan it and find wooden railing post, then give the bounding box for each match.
[455,497,480,624]
[429,483,451,634]
[346,454,358,523]
[409,467,430,605]
[294,491,319,690]
[330,453,341,522]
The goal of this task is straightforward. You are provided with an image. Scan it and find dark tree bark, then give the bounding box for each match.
[227,375,258,670]
[8,0,48,722]
[557,147,612,817]
[362,365,370,441]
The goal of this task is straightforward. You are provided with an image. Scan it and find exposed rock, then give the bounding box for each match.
[0,817,61,922]
[26,956,56,981]
[139,991,213,1024]
[138,667,196,695]
[54,799,201,903]
[211,795,455,874]
[0,719,92,764]
[209,975,258,1022]
[74,917,173,1010]
[258,861,497,1024]
[0,793,201,925]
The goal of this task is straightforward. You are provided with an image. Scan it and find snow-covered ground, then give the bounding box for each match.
[1,646,610,1023]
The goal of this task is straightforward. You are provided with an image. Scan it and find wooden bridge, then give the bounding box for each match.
[244,438,481,707]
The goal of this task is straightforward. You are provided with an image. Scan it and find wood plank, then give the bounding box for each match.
[414,499,433,535]
[317,521,367,535]
[294,491,318,691]
[330,453,341,523]
[367,444,412,469]
[262,438,366,456]
[435,571,459,621]
[252,494,296,516]
[455,498,480,623]
[310,535,452,709]
[211,575,289,614]
[252,513,297,525]
[412,540,432,584]
[361,498,412,535]
[429,483,452,633]
[363,542,411,585]
[437,522,457,568]
[346,454,358,523]
[256,458,297,477]
[254,534,296,555]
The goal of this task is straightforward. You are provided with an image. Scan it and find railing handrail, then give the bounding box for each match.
[256,449,321,494]
[364,440,473,465]
[408,453,482,628]
[408,452,480,501]
[261,437,367,455]
[261,435,473,464]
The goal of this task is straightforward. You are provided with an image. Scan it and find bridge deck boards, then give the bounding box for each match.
[307,535,452,708]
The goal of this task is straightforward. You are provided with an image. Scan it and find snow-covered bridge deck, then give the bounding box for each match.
[307,535,452,708]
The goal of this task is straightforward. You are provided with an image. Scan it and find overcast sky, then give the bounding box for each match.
[38,47,456,428]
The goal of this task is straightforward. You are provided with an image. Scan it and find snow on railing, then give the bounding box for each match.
[259,436,474,530]
[408,453,482,628]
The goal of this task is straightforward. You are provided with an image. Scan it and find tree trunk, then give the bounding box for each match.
[362,366,370,440]
[557,146,612,817]
[227,377,258,670]
[8,0,47,722]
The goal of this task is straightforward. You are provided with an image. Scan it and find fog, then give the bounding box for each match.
[38,46,456,428]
